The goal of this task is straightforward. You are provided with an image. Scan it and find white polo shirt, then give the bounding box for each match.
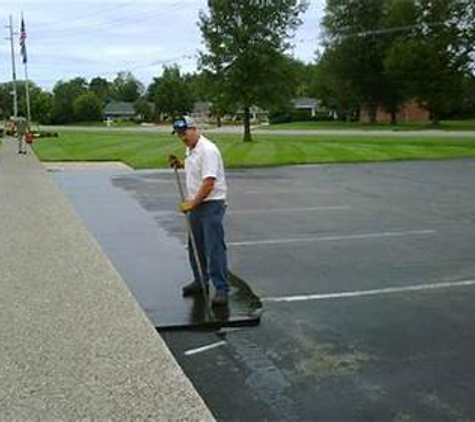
[185,135,227,202]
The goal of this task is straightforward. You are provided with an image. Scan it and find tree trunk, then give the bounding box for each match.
[429,110,440,126]
[390,109,397,125]
[243,106,252,142]
[368,105,377,124]
[217,113,222,128]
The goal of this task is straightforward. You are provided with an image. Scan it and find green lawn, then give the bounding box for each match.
[64,120,142,127]
[265,120,475,131]
[32,130,475,169]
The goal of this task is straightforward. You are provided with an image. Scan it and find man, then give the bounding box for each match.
[169,116,230,306]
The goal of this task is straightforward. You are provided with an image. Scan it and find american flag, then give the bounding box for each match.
[20,17,27,64]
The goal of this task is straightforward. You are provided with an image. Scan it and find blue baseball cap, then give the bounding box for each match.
[172,116,196,134]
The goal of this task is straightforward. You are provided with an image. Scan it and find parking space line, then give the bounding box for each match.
[228,229,436,247]
[154,206,351,216]
[228,206,351,215]
[184,341,227,356]
[239,189,336,194]
[262,279,475,303]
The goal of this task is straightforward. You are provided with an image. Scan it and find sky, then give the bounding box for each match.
[0,0,325,92]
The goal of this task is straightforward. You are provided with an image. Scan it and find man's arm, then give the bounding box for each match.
[192,177,215,207]
[180,177,215,212]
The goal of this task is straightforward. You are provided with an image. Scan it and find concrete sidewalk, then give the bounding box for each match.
[0,137,214,420]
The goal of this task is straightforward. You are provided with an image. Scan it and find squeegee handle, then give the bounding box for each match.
[173,166,187,201]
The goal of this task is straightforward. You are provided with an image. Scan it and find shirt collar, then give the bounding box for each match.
[188,136,204,155]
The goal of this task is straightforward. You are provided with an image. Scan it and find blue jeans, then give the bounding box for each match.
[188,200,229,292]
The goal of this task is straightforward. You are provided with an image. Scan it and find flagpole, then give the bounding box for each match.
[21,13,31,123]
[24,62,31,123]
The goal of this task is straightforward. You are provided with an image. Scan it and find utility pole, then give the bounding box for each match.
[6,15,19,119]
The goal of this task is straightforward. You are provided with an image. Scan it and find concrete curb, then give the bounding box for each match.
[0,138,214,420]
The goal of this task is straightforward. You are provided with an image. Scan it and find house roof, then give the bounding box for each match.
[236,106,268,114]
[104,101,135,116]
[193,101,211,113]
[291,97,318,109]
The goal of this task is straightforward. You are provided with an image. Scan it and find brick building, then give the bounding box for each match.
[360,100,429,122]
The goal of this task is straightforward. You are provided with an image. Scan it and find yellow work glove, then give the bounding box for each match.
[168,154,183,169]
[179,200,194,213]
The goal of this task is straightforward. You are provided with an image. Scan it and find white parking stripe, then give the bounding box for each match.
[262,279,475,303]
[228,229,436,247]
[228,206,351,215]
[241,189,335,194]
[155,206,351,216]
[184,341,227,356]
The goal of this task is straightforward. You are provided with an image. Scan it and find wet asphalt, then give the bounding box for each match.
[52,169,260,329]
[53,159,475,421]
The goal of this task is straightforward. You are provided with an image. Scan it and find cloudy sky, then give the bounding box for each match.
[0,0,325,92]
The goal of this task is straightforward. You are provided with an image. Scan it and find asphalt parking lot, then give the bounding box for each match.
[54,159,475,421]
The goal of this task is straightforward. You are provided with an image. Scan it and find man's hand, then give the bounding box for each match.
[168,154,183,169]
[179,200,194,213]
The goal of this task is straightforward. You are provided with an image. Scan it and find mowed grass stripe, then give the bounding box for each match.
[32,130,475,169]
[264,119,475,131]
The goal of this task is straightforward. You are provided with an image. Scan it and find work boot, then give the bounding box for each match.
[182,280,208,297]
[212,290,229,307]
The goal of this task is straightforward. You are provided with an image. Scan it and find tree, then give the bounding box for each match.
[384,0,475,123]
[311,49,361,121]
[379,0,418,123]
[456,74,475,119]
[322,0,392,122]
[319,0,475,124]
[51,77,88,124]
[112,71,144,102]
[0,83,13,119]
[74,92,103,122]
[147,65,195,120]
[199,0,308,142]
[187,71,214,102]
[0,81,53,123]
[290,59,316,98]
[197,69,235,127]
[0,82,20,119]
[268,59,319,124]
[134,97,153,121]
[89,77,112,103]
[31,90,53,124]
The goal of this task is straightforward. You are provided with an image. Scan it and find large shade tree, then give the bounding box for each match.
[312,48,361,121]
[50,77,88,124]
[318,0,475,123]
[89,76,112,104]
[384,0,475,122]
[112,71,144,102]
[74,92,103,122]
[147,65,195,120]
[322,0,393,122]
[199,0,308,142]
[0,81,53,123]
